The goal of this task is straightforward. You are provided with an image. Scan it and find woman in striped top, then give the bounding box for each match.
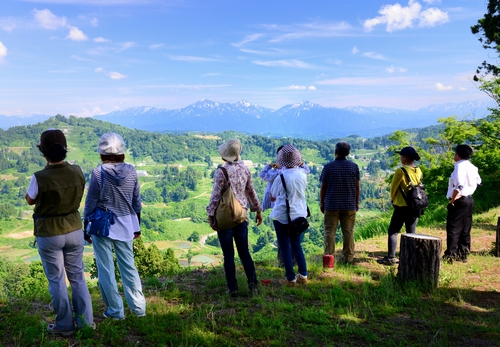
[84,132,146,320]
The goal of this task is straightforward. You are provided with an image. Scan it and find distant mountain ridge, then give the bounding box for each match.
[0,99,494,139]
[94,99,494,139]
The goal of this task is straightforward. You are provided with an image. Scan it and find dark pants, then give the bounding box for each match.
[217,221,257,292]
[445,196,474,258]
[387,206,418,258]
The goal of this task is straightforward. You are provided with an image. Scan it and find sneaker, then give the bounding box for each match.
[103,312,123,320]
[226,289,238,298]
[248,283,260,297]
[377,256,398,265]
[280,278,296,287]
[296,274,308,284]
[442,254,455,264]
[46,324,76,337]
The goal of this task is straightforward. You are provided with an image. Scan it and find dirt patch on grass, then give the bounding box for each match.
[6,230,33,239]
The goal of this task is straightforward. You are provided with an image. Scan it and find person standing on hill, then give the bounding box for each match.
[25,129,94,336]
[443,144,482,263]
[259,145,310,266]
[84,132,146,319]
[270,144,309,286]
[320,142,360,265]
[207,139,262,297]
[377,146,422,265]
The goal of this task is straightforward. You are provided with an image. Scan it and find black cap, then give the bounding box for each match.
[395,146,420,161]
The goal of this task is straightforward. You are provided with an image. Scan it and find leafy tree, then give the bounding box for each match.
[471,0,500,78]
[188,231,200,242]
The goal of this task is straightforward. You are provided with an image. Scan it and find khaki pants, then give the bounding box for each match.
[324,210,356,262]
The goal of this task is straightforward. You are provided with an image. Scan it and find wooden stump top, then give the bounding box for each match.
[401,233,441,241]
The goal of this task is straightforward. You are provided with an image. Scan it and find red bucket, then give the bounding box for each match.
[323,254,335,268]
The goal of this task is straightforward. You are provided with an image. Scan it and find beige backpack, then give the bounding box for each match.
[215,167,247,230]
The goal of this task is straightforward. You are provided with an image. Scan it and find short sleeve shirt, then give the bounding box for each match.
[320,158,360,211]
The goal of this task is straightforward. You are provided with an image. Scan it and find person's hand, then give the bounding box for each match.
[83,220,92,244]
[320,203,325,214]
[208,216,220,231]
[84,232,92,244]
[133,232,141,239]
[255,211,263,226]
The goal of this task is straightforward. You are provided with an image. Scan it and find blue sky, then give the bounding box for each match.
[0,0,493,117]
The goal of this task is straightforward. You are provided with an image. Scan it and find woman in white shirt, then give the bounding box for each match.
[270,144,308,286]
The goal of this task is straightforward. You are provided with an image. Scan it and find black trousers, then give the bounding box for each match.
[445,196,474,257]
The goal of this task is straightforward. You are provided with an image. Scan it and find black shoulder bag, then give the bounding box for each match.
[398,167,429,211]
[279,174,309,237]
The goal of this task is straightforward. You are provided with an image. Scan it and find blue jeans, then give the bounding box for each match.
[217,221,258,292]
[273,220,308,281]
[37,229,93,330]
[92,236,146,318]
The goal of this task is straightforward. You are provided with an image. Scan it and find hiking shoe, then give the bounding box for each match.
[296,274,308,284]
[103,312,123,320]
[280,278,296,287]
[46,324,76,337]
[442,254,454,264]
[226,289,238,298]
[248,283,260,297]
[377,256,398,265]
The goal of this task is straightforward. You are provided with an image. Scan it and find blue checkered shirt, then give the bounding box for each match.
[320,158,360,211]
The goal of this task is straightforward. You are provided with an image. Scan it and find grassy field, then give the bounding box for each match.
[1,210,499,346]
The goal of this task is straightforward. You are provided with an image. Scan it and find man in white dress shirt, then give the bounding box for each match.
[443,144,482,263]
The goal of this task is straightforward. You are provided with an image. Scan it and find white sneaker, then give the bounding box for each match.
[296,274,308,284]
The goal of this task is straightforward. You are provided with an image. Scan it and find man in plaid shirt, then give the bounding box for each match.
[319,142,360,265]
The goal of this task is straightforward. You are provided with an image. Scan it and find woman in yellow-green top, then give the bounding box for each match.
[377,146,423,265]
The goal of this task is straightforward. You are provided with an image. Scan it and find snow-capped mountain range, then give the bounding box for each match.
[0,99,494,139]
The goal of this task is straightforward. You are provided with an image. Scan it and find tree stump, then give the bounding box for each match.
[397,233,442,289]
[495,216,500,257]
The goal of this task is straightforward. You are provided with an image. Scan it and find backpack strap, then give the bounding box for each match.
[279,174,293,224]
[398,167,419,199]
[219,167,231,195]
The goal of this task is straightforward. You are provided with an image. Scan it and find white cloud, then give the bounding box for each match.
[252,59,314,68]
[308,86,316,91]
[326,59,342,65]
[90,17,98,26]
[95,67,127,79]
[352,46,359,54]
[118,42,135,51]
[108,71,126,79]
[232,33,265,48]
[267,21,352,43]
[423,0,440,3]
[459,87,467,91]
[419,8,449,28]
[0,42,7,62]
[386,65,407,73]
[0,18,17,32]
[149,43,164,50]
[67,26,87,41]
[363,52,386,60]
[33,9,67,29]
[94,37,110,43]
[169,55,220,62]
[363,0,448,32]
[435,82,452,90]
[289,85,306,90]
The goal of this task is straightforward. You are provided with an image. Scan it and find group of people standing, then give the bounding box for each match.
[207,138,483,297]
[26,129,482,335]
[25,130,144,336]
[377,144,482,265]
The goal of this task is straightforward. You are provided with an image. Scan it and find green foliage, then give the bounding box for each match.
[187,231,200,242]
[0,259,48,301]
[471,0,500,77]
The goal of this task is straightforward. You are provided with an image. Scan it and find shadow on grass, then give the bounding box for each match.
[1,258,500,346]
